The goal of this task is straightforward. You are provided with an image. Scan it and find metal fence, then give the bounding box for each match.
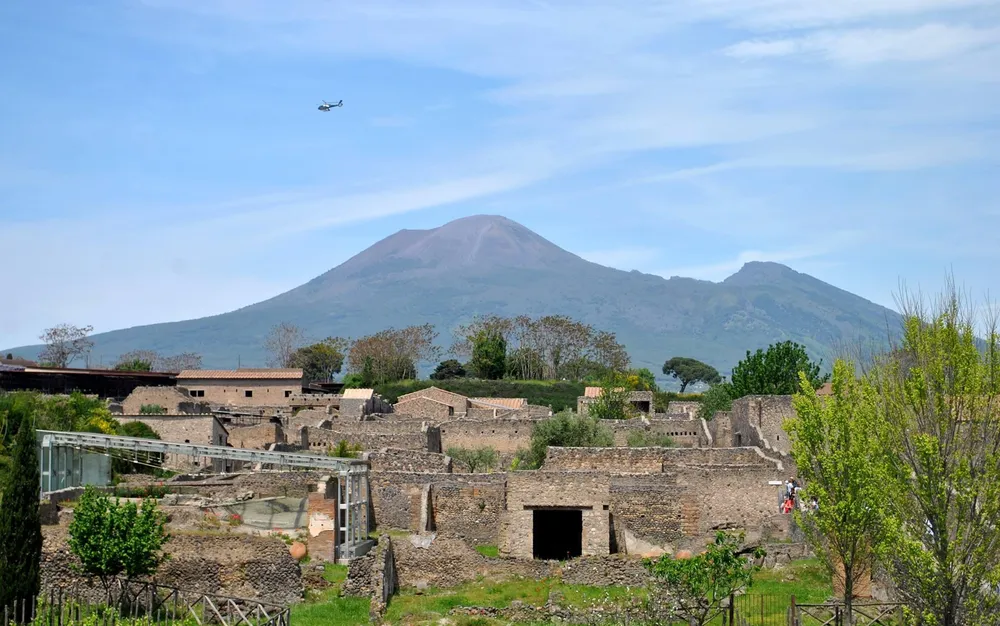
[1,580,289,626]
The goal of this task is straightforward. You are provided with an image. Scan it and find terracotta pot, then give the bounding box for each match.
[289,542,307,560]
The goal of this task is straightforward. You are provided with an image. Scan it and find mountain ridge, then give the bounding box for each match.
[4,215,899,374]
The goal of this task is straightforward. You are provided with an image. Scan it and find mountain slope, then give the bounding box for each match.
[5,215,899,373]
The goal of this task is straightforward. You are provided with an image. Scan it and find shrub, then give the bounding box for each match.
[526,411,613,469]
[626,430,675,447]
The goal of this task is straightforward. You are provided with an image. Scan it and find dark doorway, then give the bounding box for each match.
[532,509,583,560]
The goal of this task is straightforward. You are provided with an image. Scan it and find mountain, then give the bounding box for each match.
[5,215,899,374]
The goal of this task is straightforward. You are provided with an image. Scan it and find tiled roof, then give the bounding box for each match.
[470,397,527,409]
[342,388,374,399]
[0,363,26,372]
[583,386,630,398]
[176,369,303,380]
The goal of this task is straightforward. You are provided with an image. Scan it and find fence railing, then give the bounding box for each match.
[2,579,289,626]
[794,601,904,626]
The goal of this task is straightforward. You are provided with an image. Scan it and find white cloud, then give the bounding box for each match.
[725,24,1000,64]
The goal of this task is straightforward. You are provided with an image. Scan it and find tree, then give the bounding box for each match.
[0,408,42,616]
[68,486,169,594]
[506,347,545,380]
[587,374,634,420]
[527,411,613,469]
[470,329,507,379]
[644,532,764,626]
[38,323,94,368]
[697,381,734,421]
[289,337,348,382]
[662,357,721,392]
[138,404,166,415]
[114,422,163,474]
[451,315,514,361]
[263,322,305,368]
[446,446,499,473]
[157,352,202,371]
[730,341,829,397]
[589,330,631,375]
[629,367,659,392]
[430,359,467,380]
[787,361,890,621]
[114,358,153,372]
[348,324,439,385]
[863,281,1000,625]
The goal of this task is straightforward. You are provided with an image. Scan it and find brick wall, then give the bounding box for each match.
[606,418,702,447]
[439,419,537,453]
[177,378,301,407]
[307,476,338,562]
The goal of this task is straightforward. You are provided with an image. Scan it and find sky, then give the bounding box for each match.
[2,0,999,349]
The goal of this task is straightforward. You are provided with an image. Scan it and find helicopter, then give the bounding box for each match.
[318,99,343,111]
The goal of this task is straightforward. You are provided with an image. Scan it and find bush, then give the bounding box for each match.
[526,411,613,469]
[446,446,499,473]
[329,440,363,459]
[138,404,166,415]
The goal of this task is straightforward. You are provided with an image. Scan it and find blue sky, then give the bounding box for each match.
[2,0,999,349]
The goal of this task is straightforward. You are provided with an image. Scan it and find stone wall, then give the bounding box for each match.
[707,411,733,447]
[228,422,284,450]
[368,536,397,620]
[121,386,200,415]
[390,532,548,589]
[116,415,228,471]
[364,449,453,473]
[178,378,301,408]
[542,446,781,472]
[729,396,795,457]
[500,471,610,560]
[393,396,454,419]
[306,427,428,453]
[606,418,702,447]
[665,401,701,420]
[368,472,506,544]
[439,419,537,453]
[42,529,303,605]
[396,387,470,414]
[307,476,338,562]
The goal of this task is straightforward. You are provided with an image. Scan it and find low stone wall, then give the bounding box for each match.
[229,423,284,450]
[439,419,537,453]
[391,532,548,589]
[365,449,453,473]
[42,529,303,605]
[606,418,702,448]
[369,536,397,620]
[558,555,651,587]
[306,428,428,452]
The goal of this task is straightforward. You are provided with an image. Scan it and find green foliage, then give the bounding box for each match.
[644,531,764,626]
[587,374,634,420]
[474,545,500,558]
[138,404,166,415]
[653,390,704,413]
[630,368,659,392]
[0,392,39,476]
[113,421,163,475]
[697,382,734,420]
[35,391,118,434]
[526,411,613,469]
[446,446,499,473]
[626,430,675,447]
[329,440,363,459]
[340,373,364,389]
[375,379,586,412]
[113,358,152,372]
[730,340,829,397]
[505,347,546,380]
[67,486,169,591]
[430,359,467,380]
[0,411,42,611]
[470,330,507,380]
[289,337,348,382]
[662,357,721,392]
[863,285,1000,625]
[787,360,891,613]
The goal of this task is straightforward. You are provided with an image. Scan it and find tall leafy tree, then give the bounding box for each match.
[730,340,829,397]
[697,381,735,421]
[0,407,43,616]
[527,411,613,469]
[662,357,722,392]
[289,337,348,382]
[470,329,507,379]
[787,361,891,621]
[864,282,1000,625]
[430,359,466,380]
[587,373,634,420]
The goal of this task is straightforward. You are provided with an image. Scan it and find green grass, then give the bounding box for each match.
[474,545,500,558]
[374,379,586,412]
[292,597,370,626]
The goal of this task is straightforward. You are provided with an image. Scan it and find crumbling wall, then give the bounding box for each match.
[729,396,795,456]
[306,428,427,452]
[606,418,701,447]
[707,411,734,447]
[368,472,505,544]
[439,419,536,453]
[228,423,284,450]
[542,446,779,472]
[365,449,453,473]
[121,386,195,415]
[665,401,701,420]
[42,529,303,605]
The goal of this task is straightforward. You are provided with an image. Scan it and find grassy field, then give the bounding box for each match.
[295,558,833,626]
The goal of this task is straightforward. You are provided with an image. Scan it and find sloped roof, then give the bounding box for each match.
[470,397,527,409]
[396,386,469,404]
[342,388,374,399]
[177,368,303,380]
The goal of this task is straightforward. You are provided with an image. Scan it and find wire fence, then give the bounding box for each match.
[1,580,289,626]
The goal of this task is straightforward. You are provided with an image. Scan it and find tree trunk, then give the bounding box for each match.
[843,562,853,626]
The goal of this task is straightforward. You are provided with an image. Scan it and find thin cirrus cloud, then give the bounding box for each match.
[724,24,1000,64]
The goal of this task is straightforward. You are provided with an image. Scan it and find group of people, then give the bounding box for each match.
[781,477,819,514]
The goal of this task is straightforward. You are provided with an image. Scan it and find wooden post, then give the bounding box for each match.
[790,595,797,626]
[729,593,735,626]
